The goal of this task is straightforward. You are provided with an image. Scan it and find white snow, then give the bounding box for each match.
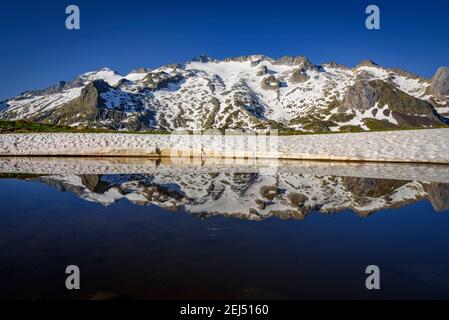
[1,87,83,119]
[80,68,123,86]
[327,103,398,131]
[391,75,429,98]
[187,60,354,124]
[389,181,426,203]
[356,66,389,79]
[436,106,449,114]
[125,71,149,82]
[1,128,449,164]
[1,156,447,183]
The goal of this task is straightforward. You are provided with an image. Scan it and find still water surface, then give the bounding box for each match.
[0,157,448,299]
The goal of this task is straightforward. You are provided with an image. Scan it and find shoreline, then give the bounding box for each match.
[0,153,448,166]
[1,156,449,183]
[1,128,449,164]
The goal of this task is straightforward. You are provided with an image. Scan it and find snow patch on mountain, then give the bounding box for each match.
[80,68,123,86]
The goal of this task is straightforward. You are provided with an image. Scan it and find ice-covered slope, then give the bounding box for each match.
[1,55,448,131]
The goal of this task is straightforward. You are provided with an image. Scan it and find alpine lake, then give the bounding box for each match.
[0,156,449,300]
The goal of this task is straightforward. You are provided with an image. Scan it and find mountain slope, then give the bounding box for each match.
[1,56,448,132]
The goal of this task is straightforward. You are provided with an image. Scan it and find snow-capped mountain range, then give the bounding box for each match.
[1,55,449,132]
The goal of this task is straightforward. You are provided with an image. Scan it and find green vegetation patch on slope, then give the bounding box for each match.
[0,120,169,134]
[1,120,448,136]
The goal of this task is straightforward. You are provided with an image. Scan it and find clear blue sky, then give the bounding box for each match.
[1,0,448,100]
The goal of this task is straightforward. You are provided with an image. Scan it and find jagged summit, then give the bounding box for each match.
[191,54,216,63]
[322,61,349,69]
[98,67,118,72]
[1,54,448,132]
[130,67,152,74]
[356,59,379,68]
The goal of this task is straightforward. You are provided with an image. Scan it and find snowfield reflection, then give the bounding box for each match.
[1,157,448,219]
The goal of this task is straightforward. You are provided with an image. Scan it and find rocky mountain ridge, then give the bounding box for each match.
[1,55,448,132]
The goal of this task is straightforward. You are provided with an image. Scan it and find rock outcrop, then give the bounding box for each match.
[256,65,268,76]
[290,68,310,83]
[260,75,280,90]
[344,78,445,127]
[431,67,449,98]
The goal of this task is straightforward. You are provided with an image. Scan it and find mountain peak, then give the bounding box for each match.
[130,67,152,74]
[322,61,349,69]
[191,54,215,63]
[80,68,123,86]
[98,67,117,73]
[431,66,449,98]
[356,60,379,68]
[274,55,313,67]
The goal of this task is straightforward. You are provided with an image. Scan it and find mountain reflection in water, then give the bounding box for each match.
[1,157,448,220]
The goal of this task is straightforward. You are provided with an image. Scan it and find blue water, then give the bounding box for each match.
[0,178,449,299]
